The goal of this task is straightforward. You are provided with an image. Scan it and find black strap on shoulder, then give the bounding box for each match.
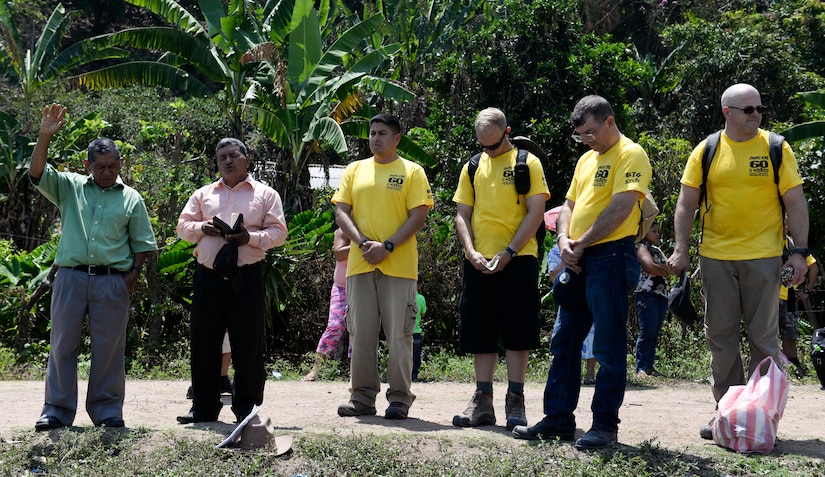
[467,152,482,197]
[768,131,785,213]
[698,130,721,212]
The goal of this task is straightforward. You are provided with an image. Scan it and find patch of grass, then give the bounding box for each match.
[1,429,821,476]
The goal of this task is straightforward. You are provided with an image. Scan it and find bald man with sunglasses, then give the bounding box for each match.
[667,83,809,440]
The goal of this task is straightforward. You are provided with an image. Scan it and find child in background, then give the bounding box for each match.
[634,222,671,377]
[412,277,427,381]
[304,227,351,381]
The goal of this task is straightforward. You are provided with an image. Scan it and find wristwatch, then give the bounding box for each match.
[383,240,394,252]
[789,247,809,256]
[802,288,812,295]
[505,246,518,258]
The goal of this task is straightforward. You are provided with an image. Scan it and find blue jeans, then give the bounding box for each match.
[634,292,668,373]
[542,237,638,433]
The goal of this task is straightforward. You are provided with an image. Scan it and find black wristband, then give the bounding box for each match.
[505,246,517,258]
[131,266,142,274]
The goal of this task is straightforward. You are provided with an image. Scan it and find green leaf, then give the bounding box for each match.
[303,117,347,156]
[127,0,206,36]
[781,121,825,143]
[796,91,825,109]
[69,62,214,98]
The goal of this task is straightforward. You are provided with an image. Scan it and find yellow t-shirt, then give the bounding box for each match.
[452,148,550,258]
[332,157,434,280]
[682,129,804,260]
[566,135,652,245]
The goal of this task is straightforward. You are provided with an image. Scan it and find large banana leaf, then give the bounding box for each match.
[102,28,228,81]
[127,0,207,36]
[303,116,348,156]
[70,62,214,98]
[781,122,825,143]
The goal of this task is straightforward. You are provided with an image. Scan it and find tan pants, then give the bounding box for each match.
[346,270,417,408]
[701,256,782,402]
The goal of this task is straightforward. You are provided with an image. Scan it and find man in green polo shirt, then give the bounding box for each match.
[29,103,157,431]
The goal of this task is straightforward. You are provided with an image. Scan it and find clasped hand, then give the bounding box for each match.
[203,221,250,245]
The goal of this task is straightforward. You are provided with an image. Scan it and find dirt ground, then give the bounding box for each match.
[1,379,822,459]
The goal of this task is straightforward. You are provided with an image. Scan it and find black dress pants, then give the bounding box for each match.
[190,262,266,421]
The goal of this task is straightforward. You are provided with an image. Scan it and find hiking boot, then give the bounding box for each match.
[575,428,618,450]
[337,400,377,417]
[512,416,575,441]
[452,390,495,427]
[384,402,409,420]
[504,391,527,431]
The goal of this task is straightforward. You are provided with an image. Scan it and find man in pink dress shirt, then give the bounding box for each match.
[176,138,288,424]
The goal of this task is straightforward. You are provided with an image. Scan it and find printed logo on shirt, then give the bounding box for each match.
[625,171,642,185]
[749,156,770,177]
[502,167,515,186]
[387,174,405,191]
[593,164,611,187]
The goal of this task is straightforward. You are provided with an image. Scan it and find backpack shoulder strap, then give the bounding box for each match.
[699,130,722,208]
[468,152,482,187]
[768,131,784,186]
[516,148,528,165]
[769,131,785,212]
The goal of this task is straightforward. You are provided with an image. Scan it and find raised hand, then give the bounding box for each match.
[40,103,68,137]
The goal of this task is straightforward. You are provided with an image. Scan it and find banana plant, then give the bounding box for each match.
[68,0,426,211]
[0,2,128,129]
[245,6,423,207]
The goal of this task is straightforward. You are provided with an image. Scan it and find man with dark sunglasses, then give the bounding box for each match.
[452,107,549,432]
[667,83,809,440]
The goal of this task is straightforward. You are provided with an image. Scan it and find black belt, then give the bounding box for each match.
[69,265,126,275]
[586,236,635,252]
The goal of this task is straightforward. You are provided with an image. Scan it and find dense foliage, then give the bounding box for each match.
[2,0,825,374]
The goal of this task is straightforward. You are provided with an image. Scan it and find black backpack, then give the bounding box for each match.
[697,130,785,239]
[811,327,825,389]
[467,136,549,257]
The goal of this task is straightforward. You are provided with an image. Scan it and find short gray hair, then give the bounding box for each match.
[474,108,507,133]
[215,137,248,156]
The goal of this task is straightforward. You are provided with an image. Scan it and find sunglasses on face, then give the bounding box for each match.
[480,131,507,151]
[728,105,768,115]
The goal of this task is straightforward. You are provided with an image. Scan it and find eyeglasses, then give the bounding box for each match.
[480,131,507,151]
[571,118,606,143]
[571,132,595,143]
[727,105,767,115]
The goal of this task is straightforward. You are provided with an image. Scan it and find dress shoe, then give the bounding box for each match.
[176,410,218,424]
[512,416,575,441]
[575,428,618,450]
[34,415,64,432]
[98,417,125,428]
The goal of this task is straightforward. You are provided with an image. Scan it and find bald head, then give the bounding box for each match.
[721,83,760,108]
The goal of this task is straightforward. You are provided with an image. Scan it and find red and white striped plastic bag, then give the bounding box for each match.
[711,356,790,453]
